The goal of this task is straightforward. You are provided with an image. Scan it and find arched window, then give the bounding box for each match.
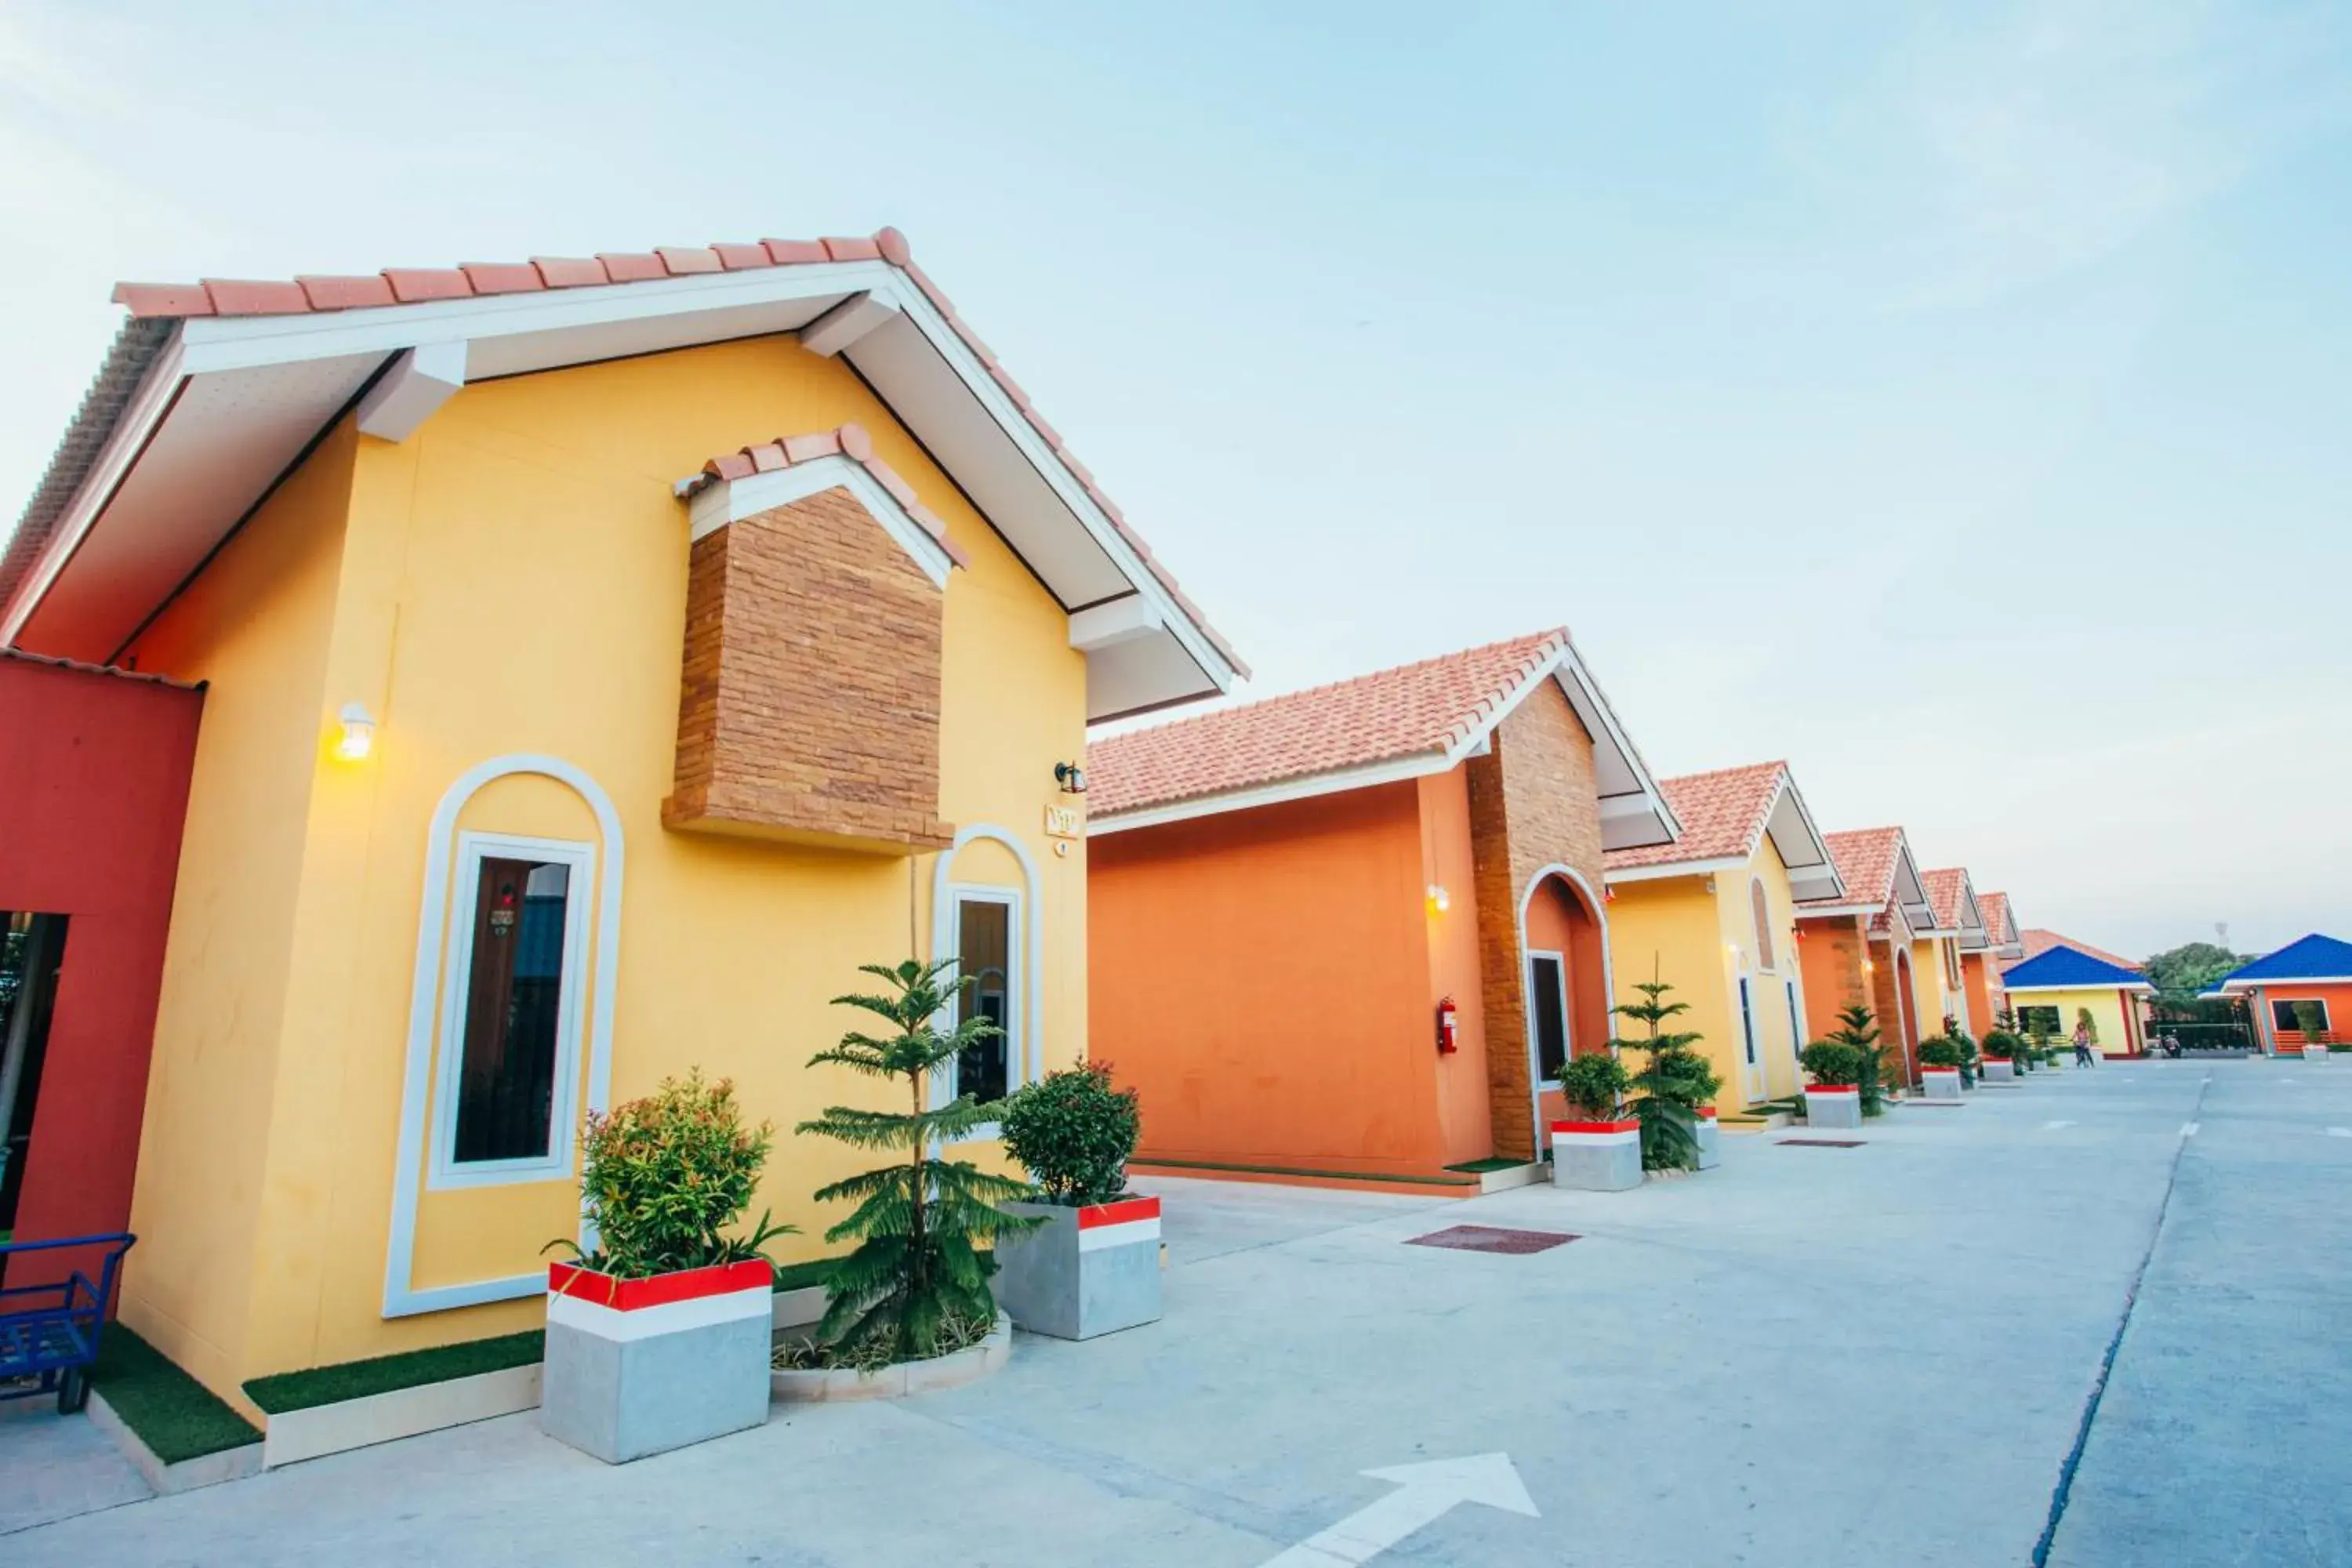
[1750,877,1777,972]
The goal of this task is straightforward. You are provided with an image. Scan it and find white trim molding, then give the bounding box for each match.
[928,826,1044,1129]
[685,453,954,587]
[383,754,626,1319]
[1515,863,1614,1160]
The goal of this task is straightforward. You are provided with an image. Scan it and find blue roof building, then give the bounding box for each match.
[2212,934,2352,1053]
[2001,940,2151,1056]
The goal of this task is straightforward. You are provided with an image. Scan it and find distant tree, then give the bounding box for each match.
[2142,942,2254,1011]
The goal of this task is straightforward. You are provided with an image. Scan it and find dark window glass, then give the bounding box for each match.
[454,858,571,1163]
[2017,1005,2061,1038]
[1530,955,1568,1082]
[2275,999,2328,1034]
[1739,978,1758,1063]
[956,898,1011,1105]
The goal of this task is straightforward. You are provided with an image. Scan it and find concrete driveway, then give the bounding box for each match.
[6,1060,2345,1566]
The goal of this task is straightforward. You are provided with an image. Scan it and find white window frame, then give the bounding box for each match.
[938,881,1025,1140]
[427,829,596,1190]
[1527,949,1570,1089]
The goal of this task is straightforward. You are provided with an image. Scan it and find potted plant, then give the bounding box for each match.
[1918,1035,1966,1102]
[1820,1004,1889,1116]
[2295,1003,2332,1062]
[1550,1051,1641,1191]
[1980,1030,2022,1083]
[541,1071,793,1464]
[1610,976,1719,1174]
[1950,1029,1980,1089]
[776,960,1038,1399]
[993,1062,1160,1340]
[1798,1040,1865,1129]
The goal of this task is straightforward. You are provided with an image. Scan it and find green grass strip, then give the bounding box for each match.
[1134,1156,1477,1187]
[1443,1156,1533,1174]
[770,1258,838,1294]
[89,1324,260,1465]
[244,1329,543,1415]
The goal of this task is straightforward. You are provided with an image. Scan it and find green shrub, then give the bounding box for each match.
[1000,1062,1142,1206]
[2294,1001,2328,1037]
[798,959,1041,1363]
[1557,1051,1630,1120]
[552,1070,792,1279]
[1609,976,1709,1171]
[1919,1036,1965,1069]
[1821,1004,1889,1115]
[1980,1029,2022,1061]
[1798,1040,1864,1087]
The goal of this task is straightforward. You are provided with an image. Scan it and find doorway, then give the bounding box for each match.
[0,913,71,1245]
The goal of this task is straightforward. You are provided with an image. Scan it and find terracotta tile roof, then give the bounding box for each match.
[1603,762,1787,871]
[1978,891,2016,945]
[1087,630,1569,818]
[1802,827,1904,912]
[1921,868,1975,932]
[2014,928,2141,973]
[681,423,971,569]
[92,227,1242,677]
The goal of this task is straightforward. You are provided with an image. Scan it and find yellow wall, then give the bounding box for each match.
[1604,837,1807,1110]
[123,335,1089,1405]
[2009,989,2138,1054]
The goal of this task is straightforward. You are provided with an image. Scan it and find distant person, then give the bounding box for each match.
[2072,1024,2096,1067]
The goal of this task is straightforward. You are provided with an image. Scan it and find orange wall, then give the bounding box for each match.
[1417,769,1493,1165]
[1089,781,1450,1175]
[1962,952,1996,1037]
[1798,914,1867,1043]
[2253,982,2352,1048]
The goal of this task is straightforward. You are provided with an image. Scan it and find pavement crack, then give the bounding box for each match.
[2031,1072,2213,1566]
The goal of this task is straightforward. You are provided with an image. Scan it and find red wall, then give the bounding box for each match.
[0,655,201,1270]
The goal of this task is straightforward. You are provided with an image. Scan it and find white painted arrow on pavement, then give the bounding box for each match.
[2180,1122,2200,1138]
[2327,1127,2350,1138]
[1258,1454,1538,1566]
[2042,1120,2074,1131]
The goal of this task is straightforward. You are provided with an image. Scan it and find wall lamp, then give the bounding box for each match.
[1054,761,1087,794]
[335,702,376,762]
[1426,884,1450,915]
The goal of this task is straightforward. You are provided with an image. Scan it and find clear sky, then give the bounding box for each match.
[3,1,2347,959]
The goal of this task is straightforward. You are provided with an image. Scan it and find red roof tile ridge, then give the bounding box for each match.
[106,225,1243,679]
[686,424,971,570]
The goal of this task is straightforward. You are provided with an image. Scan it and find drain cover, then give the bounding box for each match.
[1777,1138,1865,1148]
[1405,1224,1577,1254]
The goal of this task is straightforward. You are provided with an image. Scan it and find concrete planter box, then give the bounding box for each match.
[1803,1087,1862,1129]
[2303,1044,2332,1062]
[1920,1067,1964,1102]
[993,1196,1163,1341]
[263,1363,541,1469]
[542,1258,771,1464]
[1984,1059,2017,1083]
[1549,1119,1642,1191]
[771,1312,1011,1403]
[1695,1105,1722,1171]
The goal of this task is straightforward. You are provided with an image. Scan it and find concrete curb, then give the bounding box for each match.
[772,1285,827,1332]
[260,1363,542,1469]
[86,1388,263,1494]
[770,1312,1012,1404]
[1476,1162,1548,1193]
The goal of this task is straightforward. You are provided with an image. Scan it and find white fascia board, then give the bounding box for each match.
[1796,902,1881,919]
[2226,975,2352,989]
[1541,651,1682,844]
[797,291,899,357]
[1,327,191,645]
[687,456,952,587]
[1767,775,1845,896]
[172,260,897,373]
[356,340,467,441]
[877,281,1237,695]
[1069,595,1163,652]
[2005,982,2156,996]
[1087,750,1451,837]
[1603,855,1748,885]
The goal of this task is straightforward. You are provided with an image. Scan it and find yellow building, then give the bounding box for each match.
[1601,763,1845,1110]
[2000,934,2153,1056]
[0,230,1241,1413]
[1912,867,1988,1037]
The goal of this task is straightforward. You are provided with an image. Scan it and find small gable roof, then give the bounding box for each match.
[1799,826,1933,931]
[2000,943,2153,993]
[2216,934,2352,989]
[1087,628,1677,847]
[1602,761,1843,900]
[3,227,1238,721]
[2016,928,2140,972]
[1977,891,2024,958]
[1922,868,1988,947]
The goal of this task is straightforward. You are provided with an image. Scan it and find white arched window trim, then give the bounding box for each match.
[383,753,625,1320]
[927,825,1043,1141]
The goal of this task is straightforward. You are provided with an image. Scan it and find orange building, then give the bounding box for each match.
[2209,935,2352,1054]
[1086,630,1677,1190]
[1973,891,2025,1025]
[1794,827,1936,1084]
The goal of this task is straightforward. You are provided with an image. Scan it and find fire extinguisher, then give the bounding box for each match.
[1436,996,1460,1054]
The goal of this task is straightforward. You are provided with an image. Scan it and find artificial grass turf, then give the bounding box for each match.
[1444,1156,1534,1174]
[770,1257,839,1293]
[243,1329,543,1415]
[88,1324,261,1465]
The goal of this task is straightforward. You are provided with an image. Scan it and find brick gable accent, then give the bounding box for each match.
[1466,679,1606,1161]
[662,486,954,852]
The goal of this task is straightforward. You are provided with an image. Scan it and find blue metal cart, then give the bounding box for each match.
[0,1232,135,1414]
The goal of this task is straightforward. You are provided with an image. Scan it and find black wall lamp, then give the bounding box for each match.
[1054,761,1087,794]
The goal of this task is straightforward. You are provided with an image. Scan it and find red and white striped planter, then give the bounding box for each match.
[1694,1104,1722,1170]
[1804,1083,1862,1129]
[1550,1118,1642,1191]
[1920,1065,1964,1102]
[996,1194,1163,1340]
[540,1258,772,1464]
